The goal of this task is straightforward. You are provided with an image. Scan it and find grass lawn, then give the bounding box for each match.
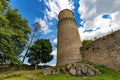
[0,65,120,80]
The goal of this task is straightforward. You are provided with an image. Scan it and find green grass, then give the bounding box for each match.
[0,65,120,80]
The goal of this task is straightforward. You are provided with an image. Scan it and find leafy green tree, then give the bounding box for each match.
[0,0,9,13]
[27,39,53,70]
[0,0,31,65]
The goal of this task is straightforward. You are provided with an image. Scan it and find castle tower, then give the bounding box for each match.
[57,9,82,66]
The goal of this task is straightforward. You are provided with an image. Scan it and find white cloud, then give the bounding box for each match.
[35,18,52,34]
[79,26,113,41]
[51,48,57,58]
[44,0,74,20]
[53,38,57,44]
[35,0,74,34]
[51,38,57,59]
[50,64,56,66]
[93,15,111,29]
[78,0,120,40]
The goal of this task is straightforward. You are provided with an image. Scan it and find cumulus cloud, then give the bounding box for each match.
[78,0,120,40]
[51,48,57,58]
[36,0,74,34]
[35,18,52,34]
[50,64,56,66]
[50,38,58,60]
[53,38,57,44]
[44,0,74,20]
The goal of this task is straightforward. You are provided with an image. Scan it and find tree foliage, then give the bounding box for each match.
[0,0,31,64]
[27,39,53,69]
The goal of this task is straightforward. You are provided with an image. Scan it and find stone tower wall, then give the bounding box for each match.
[57,9,82,66]
[58,9,74,21]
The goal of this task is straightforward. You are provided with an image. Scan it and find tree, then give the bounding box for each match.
[0,0,31,65]
[27,39,53,70]
[22,22,41,64]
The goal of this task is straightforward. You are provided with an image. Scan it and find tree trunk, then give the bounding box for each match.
[34,64,38,70]
[22,31,35,64]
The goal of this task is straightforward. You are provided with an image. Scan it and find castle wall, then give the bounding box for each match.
[57,9,82,66]
[81,30,120,70]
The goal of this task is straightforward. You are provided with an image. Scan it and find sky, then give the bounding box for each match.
[10,0,120,66]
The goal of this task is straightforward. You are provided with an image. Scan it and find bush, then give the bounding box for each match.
[82,40,93,46]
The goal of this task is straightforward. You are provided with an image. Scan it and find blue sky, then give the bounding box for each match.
[10,0,120,66]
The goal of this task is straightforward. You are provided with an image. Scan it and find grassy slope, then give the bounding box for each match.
[0,65,120,80]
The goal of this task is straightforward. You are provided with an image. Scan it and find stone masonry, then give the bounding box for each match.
[81,30,120,70]
[57,9,82,66]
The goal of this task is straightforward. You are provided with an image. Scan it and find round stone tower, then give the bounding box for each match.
[57,9,82,66]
